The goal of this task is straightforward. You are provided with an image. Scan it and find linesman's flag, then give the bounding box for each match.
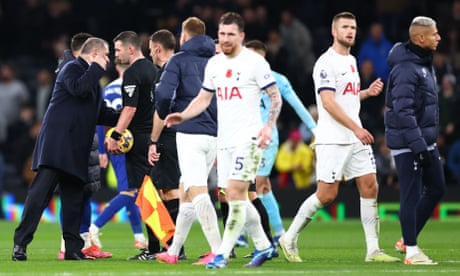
[136,175,175,246]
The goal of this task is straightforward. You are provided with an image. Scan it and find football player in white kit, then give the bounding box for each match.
[279,11,400,263]
[164,12,281,268]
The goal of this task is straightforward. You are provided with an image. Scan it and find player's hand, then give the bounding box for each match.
[147,144,160,166]
[164,113,184,127]
[367,77,384,96]
[353,127,374,145]
[256,125,272,149]
[105,137,122,154]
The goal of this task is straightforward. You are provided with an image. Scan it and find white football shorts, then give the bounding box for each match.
[217,139,263,189]
[315,143,376,183]
[176,132,217,192]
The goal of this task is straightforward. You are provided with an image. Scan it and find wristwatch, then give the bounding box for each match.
[147,140,159,146]
[110,130,122,141]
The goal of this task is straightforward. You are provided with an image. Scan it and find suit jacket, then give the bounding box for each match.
[32,57,118,182]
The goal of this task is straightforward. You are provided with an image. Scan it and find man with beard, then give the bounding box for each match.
[278,12,400,264]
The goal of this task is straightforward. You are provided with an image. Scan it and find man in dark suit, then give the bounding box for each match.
[12,37,118,261]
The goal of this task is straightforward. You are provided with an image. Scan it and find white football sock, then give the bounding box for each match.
[60,236,65,252]
[284,193,322,242]
[245,200,272,250]
[217,200,246,258]
[168,202,196,256]
[360,197,380,255]
[134,233,146,243]
[193,193,222,253]
[406,245,420,259]
[80,232,91,249]
[89,224,99,236]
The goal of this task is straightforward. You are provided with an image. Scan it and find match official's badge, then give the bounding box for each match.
[124,85,136,97]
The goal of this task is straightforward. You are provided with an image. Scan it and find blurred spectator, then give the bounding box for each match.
[376,0,409,42]
[4,106,37,172]
[447,136,460,185]
[15,0,48,58]
[433,52,455,90]
[275,129,315,190]
[437,131,455,186]
[438,0,460,69]
[49,33,69,61]
[242,6,269,41]
[2,105,37,192]
[279,9,315,94]
[358,22,393,82]
[0,64,30,127]
[196,4,218,37]
[34,69,54,121]
[359,59,385,135]
[374,135,398,189]
[21,121,41,186]
[265,29,289,74]
[438,74,458,136]
[0,113,6,219]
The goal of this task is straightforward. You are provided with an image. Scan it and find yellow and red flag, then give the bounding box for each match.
[135,175,175,246]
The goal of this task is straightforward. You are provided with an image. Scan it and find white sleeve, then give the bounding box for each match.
[313,58,336,93]
[202,57,216,91]
[254,56,276,89]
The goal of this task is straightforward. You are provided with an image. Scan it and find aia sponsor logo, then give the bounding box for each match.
[342,82,360,95]
[217,87,242,100]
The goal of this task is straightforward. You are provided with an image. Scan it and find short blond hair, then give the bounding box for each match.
[182,17,206,37]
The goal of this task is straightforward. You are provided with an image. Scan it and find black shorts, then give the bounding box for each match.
[126,131,150,189]
[150,129,180,190]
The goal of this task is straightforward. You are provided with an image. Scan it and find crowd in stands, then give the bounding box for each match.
[1,0,460,203]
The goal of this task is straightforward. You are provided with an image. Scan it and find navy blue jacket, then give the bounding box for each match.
[384,41,439,153]
[32,57,118,182]
[155,35,217,136]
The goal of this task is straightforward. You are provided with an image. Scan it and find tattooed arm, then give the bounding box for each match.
[257,83,282,148]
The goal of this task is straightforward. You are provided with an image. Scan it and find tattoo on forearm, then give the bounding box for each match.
[266,85,282,127]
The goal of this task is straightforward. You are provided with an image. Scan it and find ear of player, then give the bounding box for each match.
[106,127,134,153]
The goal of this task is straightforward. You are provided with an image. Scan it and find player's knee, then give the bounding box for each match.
[317,193,336,206]
[360,183,378,198]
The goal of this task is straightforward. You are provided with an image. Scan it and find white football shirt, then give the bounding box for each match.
[313,47,362,144]
[203,47,276,148]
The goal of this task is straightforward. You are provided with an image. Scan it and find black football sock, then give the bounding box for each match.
[252,197,274,244]
[146,224,160,253]
[220,201,229,228]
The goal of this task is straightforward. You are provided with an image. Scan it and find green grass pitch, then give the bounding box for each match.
[1,219,459,275]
